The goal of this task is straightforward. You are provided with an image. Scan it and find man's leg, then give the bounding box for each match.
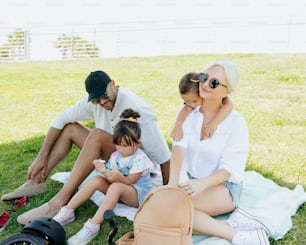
[41,124,90,180]
[1,123,89,201]
[35,123,90,181]
[17,128,116,224]
[160,160,170,185]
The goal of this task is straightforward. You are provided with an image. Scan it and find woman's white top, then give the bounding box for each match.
[173,106,249,183]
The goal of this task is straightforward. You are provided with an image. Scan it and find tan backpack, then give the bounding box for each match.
[117,186,194,245]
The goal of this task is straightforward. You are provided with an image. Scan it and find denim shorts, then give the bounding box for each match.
[223,181,242,207]
[186,172,242,207]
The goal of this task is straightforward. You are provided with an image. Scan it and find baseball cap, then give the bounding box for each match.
[85,71,111,102]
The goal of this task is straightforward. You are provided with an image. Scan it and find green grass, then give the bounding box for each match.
[0,54,305,244]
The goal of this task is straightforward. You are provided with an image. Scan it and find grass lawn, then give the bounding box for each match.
[0,54,305,244]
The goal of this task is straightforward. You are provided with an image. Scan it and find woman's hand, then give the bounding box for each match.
[179,179,205,196]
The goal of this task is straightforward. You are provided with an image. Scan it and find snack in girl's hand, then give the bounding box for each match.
[93,159,107,173]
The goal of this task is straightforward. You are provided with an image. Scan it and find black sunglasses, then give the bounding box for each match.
[190,72,227,89]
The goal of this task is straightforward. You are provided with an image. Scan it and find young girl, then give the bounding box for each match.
[53,109,154,245]
[171,72,233,141]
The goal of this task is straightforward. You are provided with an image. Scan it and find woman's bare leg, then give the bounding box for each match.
[191,184,236,241]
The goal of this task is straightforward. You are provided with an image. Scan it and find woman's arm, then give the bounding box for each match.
[168,145,185,186]
[181,169,231,196]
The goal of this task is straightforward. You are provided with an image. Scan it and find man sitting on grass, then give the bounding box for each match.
[1,70,171,225]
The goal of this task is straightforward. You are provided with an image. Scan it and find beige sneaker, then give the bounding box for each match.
[17,203,60,225]
[1,183,47,201]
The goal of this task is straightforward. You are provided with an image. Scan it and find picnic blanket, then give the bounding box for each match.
[51,170,306,244]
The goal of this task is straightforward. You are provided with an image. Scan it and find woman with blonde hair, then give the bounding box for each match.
[168,61,270,245]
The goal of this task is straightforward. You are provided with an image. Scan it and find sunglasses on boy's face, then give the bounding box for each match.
[191,72,228,89]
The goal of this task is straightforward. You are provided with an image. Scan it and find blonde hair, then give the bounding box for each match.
[204,60,240,93]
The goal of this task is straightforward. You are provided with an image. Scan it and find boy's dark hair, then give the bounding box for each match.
[113,109,141,146]
[179,72,200,94]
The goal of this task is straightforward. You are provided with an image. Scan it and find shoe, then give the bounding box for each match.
[0,211,11,232]
[68,219,100,245]
[232,229,270,245]
[53,206,75,225]
[13,196,28,209]
[1,183,47,201]
[7,196,28,212]
[227,207,271,236]
[17,203,60,225]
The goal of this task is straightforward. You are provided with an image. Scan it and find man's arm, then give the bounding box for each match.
[51,96,94,130]
[27,127,62,181]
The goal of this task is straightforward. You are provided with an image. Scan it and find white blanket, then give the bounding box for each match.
[51,170,306,244]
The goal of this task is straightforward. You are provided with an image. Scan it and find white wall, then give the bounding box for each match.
[0,0,305,59]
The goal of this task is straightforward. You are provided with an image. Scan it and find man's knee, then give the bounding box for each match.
[90,128,111,138]
[61,123,90,148]
[62,123,86,135]
[88,129,115,151]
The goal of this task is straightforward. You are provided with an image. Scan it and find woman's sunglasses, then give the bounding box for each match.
[190,72,228,89]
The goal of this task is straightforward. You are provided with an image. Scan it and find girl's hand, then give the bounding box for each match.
[93,159,107,173]
[203,123,217,138]
[103,170,123,183]
[170,123,184,141]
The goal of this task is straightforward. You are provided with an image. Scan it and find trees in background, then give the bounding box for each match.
[54,34,99,59]
[0,29,26,61]
[0,29,100,61]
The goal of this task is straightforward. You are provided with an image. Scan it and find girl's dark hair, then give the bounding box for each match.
[113,109,141,146]
[179,72,200,94]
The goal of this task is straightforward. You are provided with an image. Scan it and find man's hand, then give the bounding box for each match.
[27,157,47,181]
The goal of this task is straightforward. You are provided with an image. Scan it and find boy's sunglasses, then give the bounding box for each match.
[190,72,228,89]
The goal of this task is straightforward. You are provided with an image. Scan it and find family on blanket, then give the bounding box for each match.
[1,61,299,244]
